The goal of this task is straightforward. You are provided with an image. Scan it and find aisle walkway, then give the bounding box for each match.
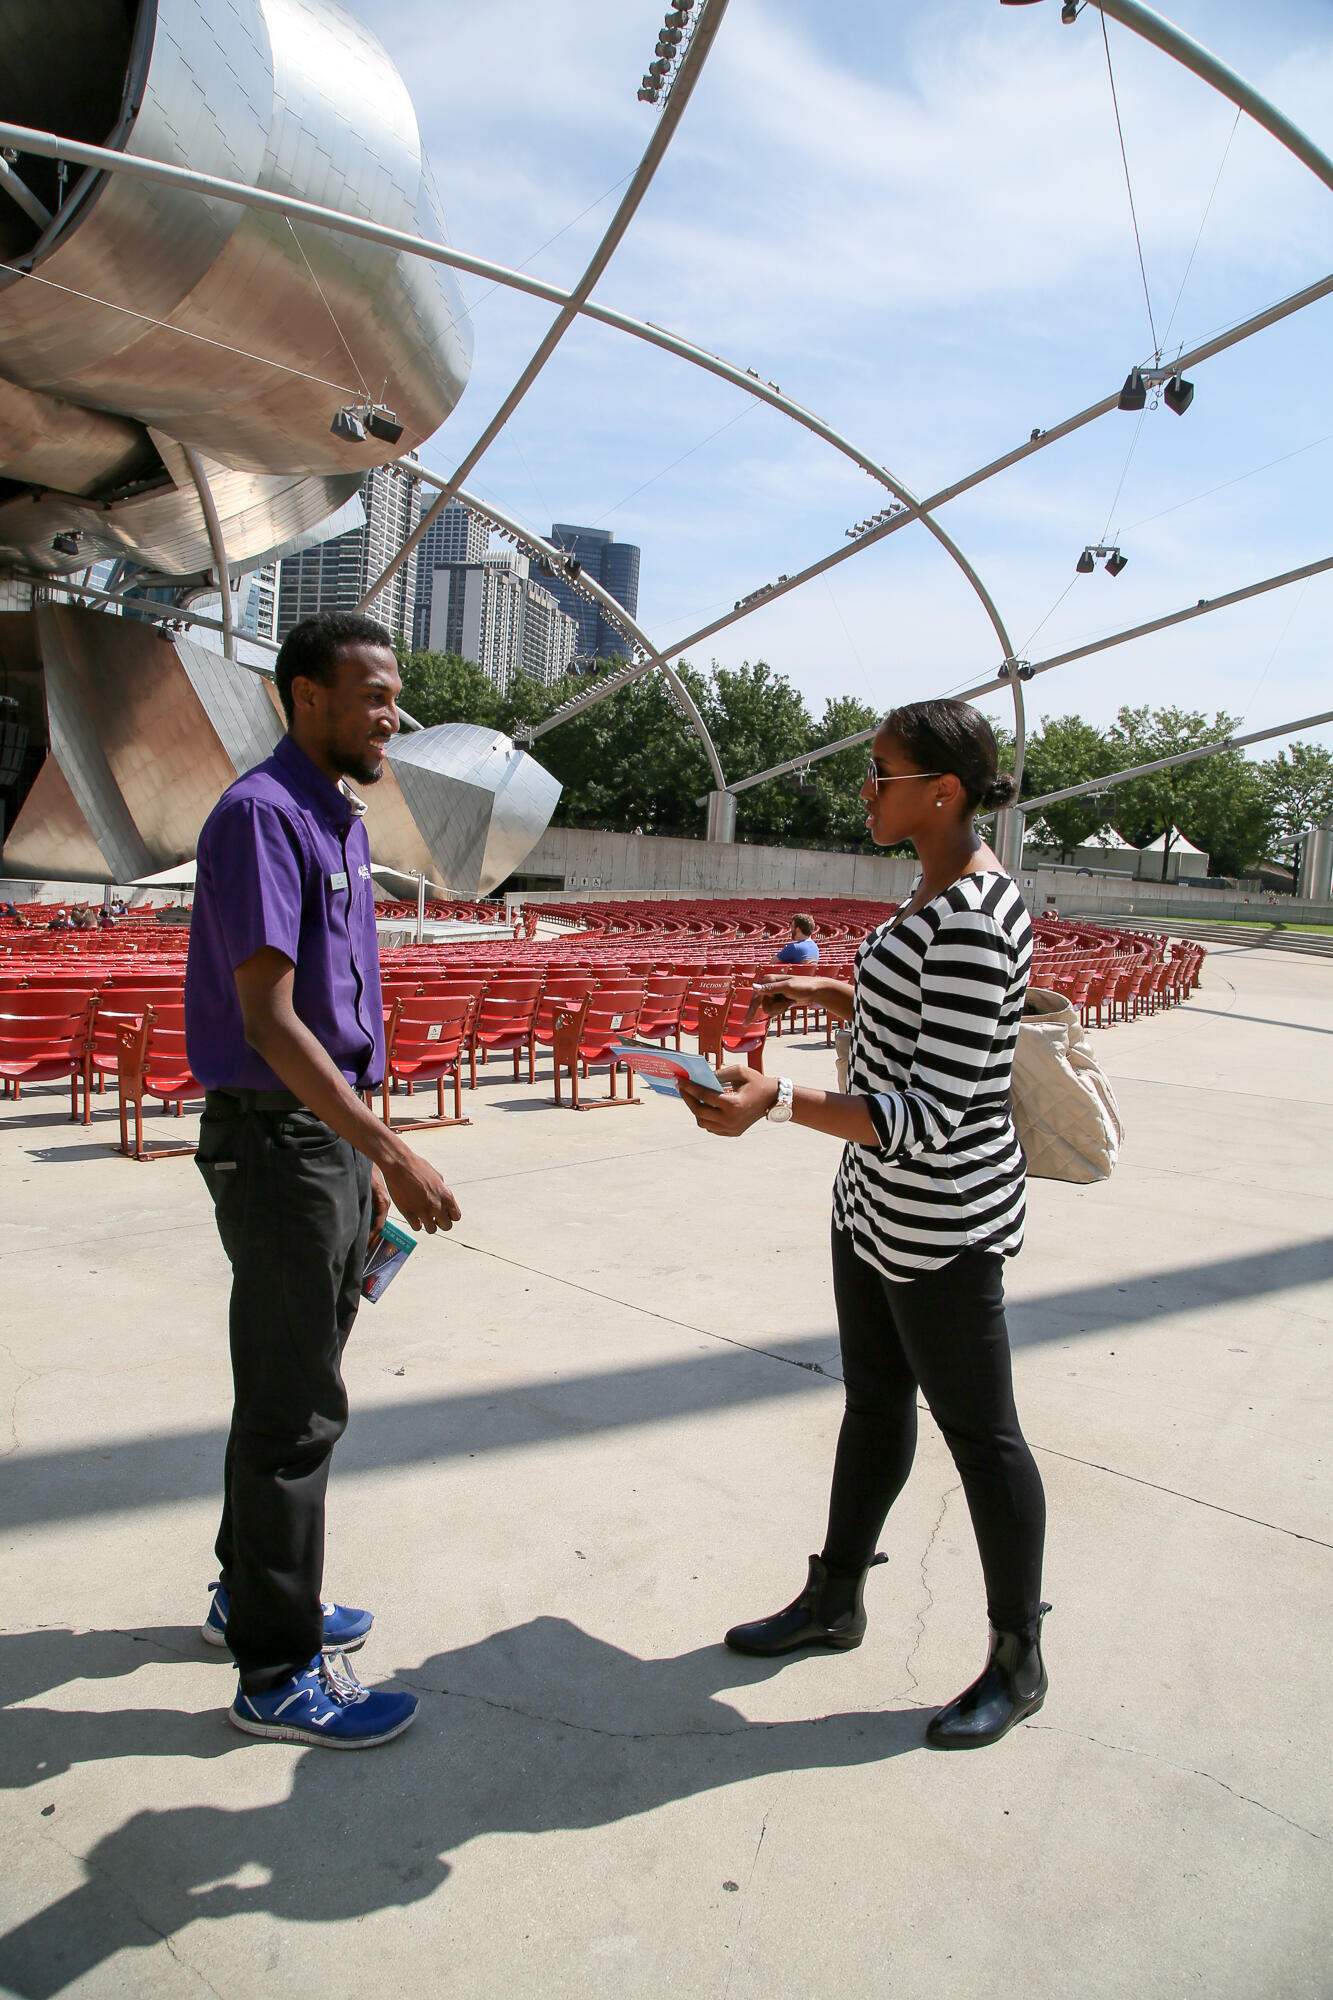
[0,948,1328,1998]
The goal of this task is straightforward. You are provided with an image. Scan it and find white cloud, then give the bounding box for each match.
[356,0,1333,759]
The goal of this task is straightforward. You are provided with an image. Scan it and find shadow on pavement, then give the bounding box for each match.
[3,1235,1330,1537]
[0,1617,926,1996]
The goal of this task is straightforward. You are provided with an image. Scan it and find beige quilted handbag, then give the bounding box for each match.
[1009,987,1123,1183]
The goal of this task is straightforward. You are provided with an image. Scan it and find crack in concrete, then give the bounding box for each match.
[34,1824,228,2000]
[0,1338,37,1460]
[898,1484,957,1699]
[1023,1442,1333,1551]
[451,1238,838,1377]
[1025,1721,1325,1842]
[399,1674,918,1742]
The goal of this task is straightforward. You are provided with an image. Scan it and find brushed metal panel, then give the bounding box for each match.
[0,0,472,507]
[1,749,110,883]
[36,606,224,865]
[386,723,561,896]
[35,608,154,881]
[0,376,153,494]
[174,633,283,775]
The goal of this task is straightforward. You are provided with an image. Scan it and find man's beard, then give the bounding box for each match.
[341,748,387,786]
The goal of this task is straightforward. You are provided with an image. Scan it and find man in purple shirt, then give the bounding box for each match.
[186,610,460,1750]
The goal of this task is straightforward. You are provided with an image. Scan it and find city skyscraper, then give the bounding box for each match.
[276,460,422,642]
[426,549,578,692]
[411,497,490,650]
[545,524,641,665]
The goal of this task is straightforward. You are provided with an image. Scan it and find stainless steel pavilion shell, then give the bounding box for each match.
[1,610,562,894]
[0,0,473,581]
[384,724,564,899]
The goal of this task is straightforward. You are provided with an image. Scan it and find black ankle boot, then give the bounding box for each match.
[926,1602,1052,1749]
[724,1553,887,1657]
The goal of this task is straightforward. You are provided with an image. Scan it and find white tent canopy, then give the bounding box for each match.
[1140,826,1207,855]
[1085,824,1137,850]
[127,859,197,887]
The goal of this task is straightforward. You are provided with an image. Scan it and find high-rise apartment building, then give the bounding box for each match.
[427,549,578,693]
[410,497,490,650]
[238,563,277,641]
[276,460,421,642]
[545,524,640,665]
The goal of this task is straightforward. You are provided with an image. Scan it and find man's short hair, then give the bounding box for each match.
[792,912,816,936]
[273,610,394,723]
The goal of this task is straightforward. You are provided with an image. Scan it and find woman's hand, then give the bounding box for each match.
[678,1064,778,1137]
[754,975,819,1009]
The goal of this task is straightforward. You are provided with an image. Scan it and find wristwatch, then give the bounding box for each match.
[767,1076,795,1124]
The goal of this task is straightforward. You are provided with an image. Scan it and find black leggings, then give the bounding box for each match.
[824,1223,1045,1635]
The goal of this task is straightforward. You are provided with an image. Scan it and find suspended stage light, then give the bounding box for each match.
[51,531,81,556]
[1163,373,1195,416]
[365,406,404,444]
[1105,550,1129,576]
[330,406,366,443]
[1117,367,1147,411]
[1076,549,1096,574]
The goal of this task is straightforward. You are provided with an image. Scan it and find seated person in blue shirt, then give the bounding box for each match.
[775,913,819,965]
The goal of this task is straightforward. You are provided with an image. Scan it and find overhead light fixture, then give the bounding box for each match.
[51,531,81,556]
[330,406,366,443]
[1117,367,1147,412]
[1061,1,1079,19]
[364,405,403,444]
[1162,373,1195,416]
[563,556,582,579]
[1077,543,1128,575]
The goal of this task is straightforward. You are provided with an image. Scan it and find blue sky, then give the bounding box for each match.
[354,0,1333,761]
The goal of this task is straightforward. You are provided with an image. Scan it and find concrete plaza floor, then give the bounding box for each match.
[0,946,1329,1998]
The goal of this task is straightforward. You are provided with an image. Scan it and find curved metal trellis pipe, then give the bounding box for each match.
[724,552,1333,795]
[0,117,1027,775]
[3,9,1331,798]
[410,466,727,789]
[1092,0,1333,199]
[358,0,733,624]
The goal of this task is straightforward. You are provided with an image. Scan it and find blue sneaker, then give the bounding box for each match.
[202,1582,374,1654]
[228,1652,418,1749]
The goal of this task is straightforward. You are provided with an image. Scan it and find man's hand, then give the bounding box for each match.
[369,1164,391,1246]
[382,1145,463,1234]
[679,1064,778,1138]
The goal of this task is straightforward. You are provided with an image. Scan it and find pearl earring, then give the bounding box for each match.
[935,799,943,808]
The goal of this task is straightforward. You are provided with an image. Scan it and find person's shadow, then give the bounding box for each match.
[0,1617,928,1996]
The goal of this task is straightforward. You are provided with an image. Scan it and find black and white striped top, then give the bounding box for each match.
[832,870,1033,1284]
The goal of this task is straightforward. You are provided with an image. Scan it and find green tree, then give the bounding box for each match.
[1256,741,1333,859]
[700,660,815,845]
[793,694,881,848]
[1019,714,1118,857]
[501,659,713,836]
[1108,705,1271,879]
[397,648,502,731]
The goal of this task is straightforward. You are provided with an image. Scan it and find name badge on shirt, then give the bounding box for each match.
[329,870,348,892]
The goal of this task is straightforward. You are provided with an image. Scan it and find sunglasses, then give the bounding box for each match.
[865,764,943,793]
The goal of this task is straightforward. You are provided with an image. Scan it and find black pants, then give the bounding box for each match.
[825,1224,1045,1635]
[197,1094,372,1693]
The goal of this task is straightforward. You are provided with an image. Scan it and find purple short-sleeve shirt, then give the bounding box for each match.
[185,735,385,1092]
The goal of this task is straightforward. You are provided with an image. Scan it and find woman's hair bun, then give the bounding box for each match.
[980,773,1018,812]
[882,700,1016,815]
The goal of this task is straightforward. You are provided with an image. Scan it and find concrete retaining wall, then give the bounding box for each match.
[503,828,1333,925]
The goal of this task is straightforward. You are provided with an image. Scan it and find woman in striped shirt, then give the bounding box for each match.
[680,700,1048,1749]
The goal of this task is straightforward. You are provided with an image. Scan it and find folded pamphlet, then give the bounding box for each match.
[610,1039,725,1098]
[361,1218,417,1304]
